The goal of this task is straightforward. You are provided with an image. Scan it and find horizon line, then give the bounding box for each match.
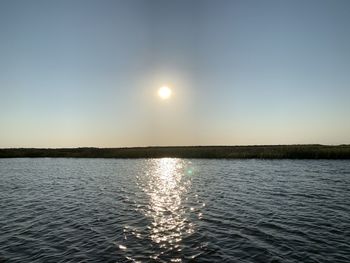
[1,144,349,150]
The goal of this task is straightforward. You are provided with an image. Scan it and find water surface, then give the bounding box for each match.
[0,158,349,262]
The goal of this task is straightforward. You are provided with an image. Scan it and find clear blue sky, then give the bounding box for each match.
[1,0,349,147]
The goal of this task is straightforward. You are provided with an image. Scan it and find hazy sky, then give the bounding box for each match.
[1,0,350,147]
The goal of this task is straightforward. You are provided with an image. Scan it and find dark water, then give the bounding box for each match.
[0,159,349,263]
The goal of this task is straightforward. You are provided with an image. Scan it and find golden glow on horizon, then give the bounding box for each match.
[158,86,172,100]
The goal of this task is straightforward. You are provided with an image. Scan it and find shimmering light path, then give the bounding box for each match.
[121,159,203,262]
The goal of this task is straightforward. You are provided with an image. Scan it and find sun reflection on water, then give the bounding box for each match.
[119,158,201,262]
[146,159,193,249]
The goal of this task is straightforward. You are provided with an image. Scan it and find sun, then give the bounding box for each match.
[158,86,172,100]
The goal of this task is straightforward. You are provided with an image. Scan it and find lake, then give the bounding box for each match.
[0,158,349,263]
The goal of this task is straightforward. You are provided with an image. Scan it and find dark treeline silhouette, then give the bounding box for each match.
[0,145,350,159]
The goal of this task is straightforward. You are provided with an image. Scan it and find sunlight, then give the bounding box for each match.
[158,86,172,100]
[140,158,193,255]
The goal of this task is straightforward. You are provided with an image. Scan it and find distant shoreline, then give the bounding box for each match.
[1,145,350,159]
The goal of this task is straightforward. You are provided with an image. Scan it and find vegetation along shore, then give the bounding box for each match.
[1,145,350,159]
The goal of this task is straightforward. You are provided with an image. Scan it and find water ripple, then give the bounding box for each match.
[0,158,350,262]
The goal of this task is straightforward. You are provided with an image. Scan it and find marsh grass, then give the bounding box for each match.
[1,145,350,159]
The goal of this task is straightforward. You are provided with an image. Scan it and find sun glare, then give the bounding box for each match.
[158,86,172,100]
